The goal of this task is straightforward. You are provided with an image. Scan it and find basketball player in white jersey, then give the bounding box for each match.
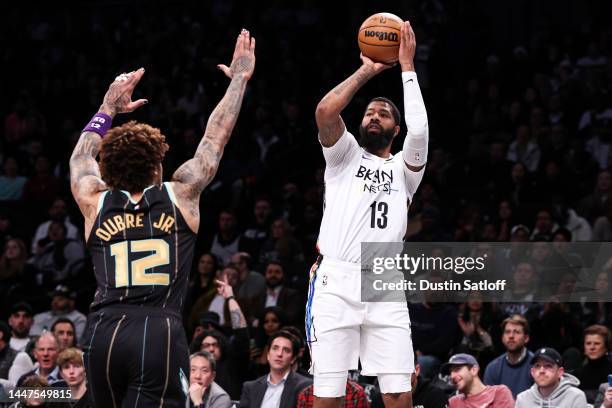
[307,21,427,408]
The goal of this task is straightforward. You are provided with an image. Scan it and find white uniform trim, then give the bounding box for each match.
[119,185,155,204]
[96,191,109,216]
[163,182,180,209]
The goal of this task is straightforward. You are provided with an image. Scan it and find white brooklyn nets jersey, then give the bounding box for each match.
[317,128,424,263]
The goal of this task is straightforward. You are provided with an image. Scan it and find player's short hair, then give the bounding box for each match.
[501,314,530,335]
[57,347,84,367]
[368,97,401,126]
[267,330,300,357]
[584,324,611,351]
[99,121,169,193]
[190,350,217,372]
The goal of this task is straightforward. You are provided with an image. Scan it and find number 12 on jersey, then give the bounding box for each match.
[369,201,388,229]
[110,239,170,287]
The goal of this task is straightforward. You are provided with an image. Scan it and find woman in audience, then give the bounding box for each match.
[574,324,612,404]
[186,253,220,325]
[249,306,287,376]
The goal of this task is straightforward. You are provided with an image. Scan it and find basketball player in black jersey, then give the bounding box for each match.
[69,30,255,407]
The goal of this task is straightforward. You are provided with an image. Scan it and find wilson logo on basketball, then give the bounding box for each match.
[364,31,399,43]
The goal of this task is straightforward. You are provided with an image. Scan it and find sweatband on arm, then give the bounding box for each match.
[82,112,113,138]
[401,71,429,167]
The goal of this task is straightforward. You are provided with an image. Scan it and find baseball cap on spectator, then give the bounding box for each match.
[441,353,479,374]
[511,224,530,236]
[530,347,563,367]
[50,284,76,300]
[199,311,221,331]
[11,302,33,316]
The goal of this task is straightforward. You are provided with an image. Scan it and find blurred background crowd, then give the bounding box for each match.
[1,0,612,406]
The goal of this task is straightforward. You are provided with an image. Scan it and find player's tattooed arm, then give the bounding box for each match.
[69,132,106,219]
[172,30,255,221]
[316,55,392,147]
[70,68,148,220]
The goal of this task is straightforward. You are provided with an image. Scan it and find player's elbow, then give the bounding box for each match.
[315,102,335,122]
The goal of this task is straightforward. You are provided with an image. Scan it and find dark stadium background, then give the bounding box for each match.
[1,0,612,405]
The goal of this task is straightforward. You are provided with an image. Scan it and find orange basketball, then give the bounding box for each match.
[358,12,403,64]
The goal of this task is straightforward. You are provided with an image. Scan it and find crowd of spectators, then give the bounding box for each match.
[1,0,612,407]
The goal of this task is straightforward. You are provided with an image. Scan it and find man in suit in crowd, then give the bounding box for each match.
[240,331,311,408]
[249,261,301,325]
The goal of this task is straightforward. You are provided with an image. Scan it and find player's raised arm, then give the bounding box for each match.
[171,29,255,226]
[399,21,429,172]
[316,55,392,147]
[70,69,148,221]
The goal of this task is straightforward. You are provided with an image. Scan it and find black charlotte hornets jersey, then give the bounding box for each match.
[87,182,196,312]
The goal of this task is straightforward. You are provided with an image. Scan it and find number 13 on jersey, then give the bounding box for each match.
[110,239,170,287]
[370,201,388,229]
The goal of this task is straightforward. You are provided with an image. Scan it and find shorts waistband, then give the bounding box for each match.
[320,256,362,271]
[93,304,182,319]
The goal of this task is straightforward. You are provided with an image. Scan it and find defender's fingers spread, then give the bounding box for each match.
[134,98,148,106]
[126,99,148,111]
[243,30,250,50]
[234,33,242,53]
[217,64,231,77]
[129,70,145,87]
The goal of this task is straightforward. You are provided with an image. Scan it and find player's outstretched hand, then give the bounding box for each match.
[99,68,148,117]
[216,276,235,299]
[399,21,416,71]
[217,28,256,81]
[360,53,394,75]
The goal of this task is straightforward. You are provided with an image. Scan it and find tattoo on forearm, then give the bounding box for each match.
[70,132,103,187]
[229,307,246,329]
[331,68,372,97]
[69,131,106,218]
[318,68,373,146]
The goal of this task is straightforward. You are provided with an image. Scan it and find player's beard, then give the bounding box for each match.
[358,124,394,151]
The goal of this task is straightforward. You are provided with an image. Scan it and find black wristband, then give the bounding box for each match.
[227,295,235,301]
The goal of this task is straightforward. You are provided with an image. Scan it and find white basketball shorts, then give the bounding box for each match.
[305,257,415,378]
